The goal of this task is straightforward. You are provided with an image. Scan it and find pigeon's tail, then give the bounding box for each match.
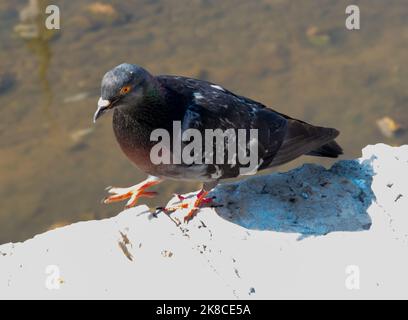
[307,140,343,158]
[269,119,343,167]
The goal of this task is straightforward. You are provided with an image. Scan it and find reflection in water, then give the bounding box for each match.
[15,0,57,133]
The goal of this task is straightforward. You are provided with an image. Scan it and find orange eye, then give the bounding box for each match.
[120,85,131,95]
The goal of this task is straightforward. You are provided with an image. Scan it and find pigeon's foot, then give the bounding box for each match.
[162,189,213,223]
[174,193,187,201]
[103,176,162,209]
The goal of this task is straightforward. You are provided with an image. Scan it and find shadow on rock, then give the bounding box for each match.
[211,158,375,237]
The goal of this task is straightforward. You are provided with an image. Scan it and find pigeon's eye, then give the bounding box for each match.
[120,85,131,95]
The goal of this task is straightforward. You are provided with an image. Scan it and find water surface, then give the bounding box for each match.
[0,0,407,243]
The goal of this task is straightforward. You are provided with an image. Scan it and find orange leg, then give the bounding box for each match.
[162,189,213,223]
[104,176,162,209]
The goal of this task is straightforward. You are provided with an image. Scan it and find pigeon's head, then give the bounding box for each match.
[93,63,152,122]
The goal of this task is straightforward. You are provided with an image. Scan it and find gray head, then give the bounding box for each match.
[93,63,152,122]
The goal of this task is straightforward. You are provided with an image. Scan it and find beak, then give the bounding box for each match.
[93,97,112,123]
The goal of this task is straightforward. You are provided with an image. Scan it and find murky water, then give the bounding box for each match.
[0,0,407,244]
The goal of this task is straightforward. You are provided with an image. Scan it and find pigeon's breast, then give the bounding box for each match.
[111,108,216,181]
[112,109,155,172]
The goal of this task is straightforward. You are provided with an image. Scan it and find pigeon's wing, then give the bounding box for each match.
[157,75,288,179]
[158,75,340,180]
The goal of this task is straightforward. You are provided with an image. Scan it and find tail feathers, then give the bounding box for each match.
[269,119,341,167]
[307,140,343,158]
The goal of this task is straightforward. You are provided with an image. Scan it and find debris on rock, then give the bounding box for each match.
[118,231,133,261]
[161,250,174,258]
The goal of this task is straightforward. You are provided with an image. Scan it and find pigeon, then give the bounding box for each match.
[93,63,343,222]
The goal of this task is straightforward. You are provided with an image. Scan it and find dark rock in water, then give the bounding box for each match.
[0,72,15,94]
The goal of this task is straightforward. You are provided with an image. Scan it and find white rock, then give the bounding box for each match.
[1,144,408,299]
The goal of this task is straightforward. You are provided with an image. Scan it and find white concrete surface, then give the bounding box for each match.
[1,144,407,299]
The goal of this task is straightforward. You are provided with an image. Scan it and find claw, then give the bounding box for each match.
[140,191,158,198]
[104,192,132,204]
[196,189,206,198]
[161,189,213,223]
[184,190,211,222]
[174,193,186,201]
[103,176,162,208]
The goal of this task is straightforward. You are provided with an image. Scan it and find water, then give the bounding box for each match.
[0,0,407,244]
